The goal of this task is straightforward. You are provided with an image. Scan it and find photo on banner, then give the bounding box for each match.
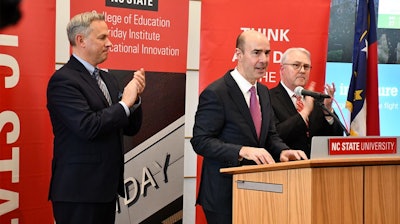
[70,1,189,223]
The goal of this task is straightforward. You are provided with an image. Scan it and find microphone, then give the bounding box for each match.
[294,86,331,99]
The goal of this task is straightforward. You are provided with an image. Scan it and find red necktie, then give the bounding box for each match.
[249,86,261,138]
[294,94,310,136]
[294,95,304,112]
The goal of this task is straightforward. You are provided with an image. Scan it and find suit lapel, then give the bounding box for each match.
[224,73,259,141]
[275,83,297,114]
[67,56,113,106]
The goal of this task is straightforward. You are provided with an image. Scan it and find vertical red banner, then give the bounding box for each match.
[0,1,55,223]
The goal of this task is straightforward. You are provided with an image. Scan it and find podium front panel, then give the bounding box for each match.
[364,165,400,224]
[224,158,400,224]
[310,166,364,224]
[233,170,288,224]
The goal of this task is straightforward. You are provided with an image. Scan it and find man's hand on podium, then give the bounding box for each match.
[239,146,276,165]
[280,149,308,162]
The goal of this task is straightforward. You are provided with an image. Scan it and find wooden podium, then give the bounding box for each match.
[220,157,400,224]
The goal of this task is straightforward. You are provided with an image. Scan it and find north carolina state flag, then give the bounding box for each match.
[346,0,380,136]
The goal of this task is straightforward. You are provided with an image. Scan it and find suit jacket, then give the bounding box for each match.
[47,56,142,203]
[190,70,288,216]
[270,83,343,157]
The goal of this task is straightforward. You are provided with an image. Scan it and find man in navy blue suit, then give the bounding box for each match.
[47,12,145,224]
[191,30,308,224]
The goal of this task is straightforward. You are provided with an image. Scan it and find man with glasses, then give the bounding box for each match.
[270,47,343,158]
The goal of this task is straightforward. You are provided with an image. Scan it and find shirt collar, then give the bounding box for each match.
[281,81,297,98]
[73,54,96,75]
[230,68,257,94]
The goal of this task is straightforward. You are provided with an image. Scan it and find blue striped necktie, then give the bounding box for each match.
[93,68,112,106]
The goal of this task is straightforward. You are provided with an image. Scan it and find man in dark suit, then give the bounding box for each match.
[191,30,308,224]
[270,47,343,158]
[46,12,145,224]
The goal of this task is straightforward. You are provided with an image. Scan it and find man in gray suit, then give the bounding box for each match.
[191,30,307,224]
[47,11,145,224]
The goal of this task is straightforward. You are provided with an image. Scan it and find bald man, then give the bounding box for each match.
[191,30,307,224]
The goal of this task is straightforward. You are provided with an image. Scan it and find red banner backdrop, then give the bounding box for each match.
[71,0,188,73]
[0,1,55,223]
[197,0,331,223]
[200,0,331,91]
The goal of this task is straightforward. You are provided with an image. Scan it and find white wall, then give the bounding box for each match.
[183,2,201,223]
[183,69,199,224]
[55,1,200,223]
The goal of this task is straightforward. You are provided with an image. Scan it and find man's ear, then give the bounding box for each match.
[235,48,242,55]
[234,48,242,60]
[76,34,85,47]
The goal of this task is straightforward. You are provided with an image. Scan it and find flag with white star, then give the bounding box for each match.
[346,0,380,136]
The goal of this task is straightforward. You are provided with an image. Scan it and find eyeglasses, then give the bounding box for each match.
[282,63,312,71]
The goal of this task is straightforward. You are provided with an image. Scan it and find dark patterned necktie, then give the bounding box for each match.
[249,86,261,138]
[93,68,112,106]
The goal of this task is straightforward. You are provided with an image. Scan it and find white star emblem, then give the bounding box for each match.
[361,39,368,58]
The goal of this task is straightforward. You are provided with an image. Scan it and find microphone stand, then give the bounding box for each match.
[316,99,350,136]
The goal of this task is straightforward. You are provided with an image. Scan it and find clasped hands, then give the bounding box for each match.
[121,68,146,108]
[300,82,336,119]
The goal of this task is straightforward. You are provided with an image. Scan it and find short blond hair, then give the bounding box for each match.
[66,11,105,46]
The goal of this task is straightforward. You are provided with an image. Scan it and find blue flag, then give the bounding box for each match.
[346,0,380,136]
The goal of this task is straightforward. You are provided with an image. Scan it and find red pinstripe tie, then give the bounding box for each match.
[294,94,309,136]
[294,95,304,112]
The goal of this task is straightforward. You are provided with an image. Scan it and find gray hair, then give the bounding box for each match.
[66,11,105,46]
[281,47,311,64]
